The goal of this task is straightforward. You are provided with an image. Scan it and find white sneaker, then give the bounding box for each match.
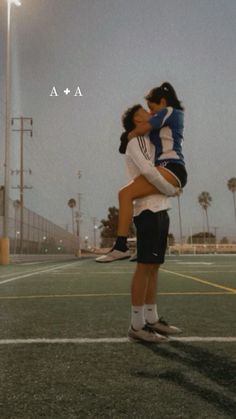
[95,249,131,263]
[128,325,168,343]
[147,317,182,335]
[129,253,137,262]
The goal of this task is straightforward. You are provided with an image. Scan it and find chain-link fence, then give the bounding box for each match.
[0,198,76,254]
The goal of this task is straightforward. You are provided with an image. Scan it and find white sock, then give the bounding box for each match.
[145,304,159,324]
[131,306,145,330]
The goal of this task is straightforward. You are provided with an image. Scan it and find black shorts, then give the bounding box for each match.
[158,161,188,188]
[134,210,169,264]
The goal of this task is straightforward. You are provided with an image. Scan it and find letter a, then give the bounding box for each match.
[74,86,83,97]
[50,86,59,97]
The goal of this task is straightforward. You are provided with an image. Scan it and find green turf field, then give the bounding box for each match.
[0,255,236,418]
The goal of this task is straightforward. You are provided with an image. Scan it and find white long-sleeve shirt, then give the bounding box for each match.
[125,135,171,216]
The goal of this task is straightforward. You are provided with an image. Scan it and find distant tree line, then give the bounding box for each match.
[99,177,236,247]
[99,206,135,248]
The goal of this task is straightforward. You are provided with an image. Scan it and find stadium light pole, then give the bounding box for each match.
[1,0,21,265]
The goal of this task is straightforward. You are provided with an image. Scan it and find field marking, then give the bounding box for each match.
[0,336,236,345]
[178,270,236,273]
[168,254,236,258]
[0,293,131,300]
[0,291,234,301]
[180,265,236,268]
[49,271,133,275]
[0,272,26,279]
[48,270,236,275]
[161,268,236,293]
[0,261,80,285]
[20,262,46,265]
[0,263,81,281]
[172,337,236,342]
[176,262,213,265]
[0,268,65,280]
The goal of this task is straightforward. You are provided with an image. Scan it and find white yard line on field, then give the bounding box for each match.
[0,261,80,285]
[160,268,236,293]
[176,262,213,265]
[0,336,236,345]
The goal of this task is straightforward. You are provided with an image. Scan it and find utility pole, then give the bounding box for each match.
[77,170,82,257]
[13,199,20,254]
[177,195,183,245]
[77,192,82,256]
[92,217,98,248]
[11,117,33,253]
[212,226,219,244]
[1,0,22,265]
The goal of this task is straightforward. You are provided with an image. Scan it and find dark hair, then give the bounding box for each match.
[145,82,184,110]
[121,104,142,132]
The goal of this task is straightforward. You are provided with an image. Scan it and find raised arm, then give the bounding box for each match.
[128,122,152,140]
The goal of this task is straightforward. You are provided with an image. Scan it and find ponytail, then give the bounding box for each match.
[145,82,184,110]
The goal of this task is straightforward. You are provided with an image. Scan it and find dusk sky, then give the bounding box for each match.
[1,0,236,243]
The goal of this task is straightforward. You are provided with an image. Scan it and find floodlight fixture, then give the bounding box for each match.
[9,0,22,6]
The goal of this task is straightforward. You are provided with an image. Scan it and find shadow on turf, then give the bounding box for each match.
[131,341,236,417]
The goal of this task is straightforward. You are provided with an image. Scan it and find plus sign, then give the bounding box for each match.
[64,88,71,95]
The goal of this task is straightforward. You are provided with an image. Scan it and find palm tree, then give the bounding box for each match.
[198,192,212,239]
[227,177,236,222]
[99,206,135,248]
[99,206,119,247]
[67,198,76,235]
